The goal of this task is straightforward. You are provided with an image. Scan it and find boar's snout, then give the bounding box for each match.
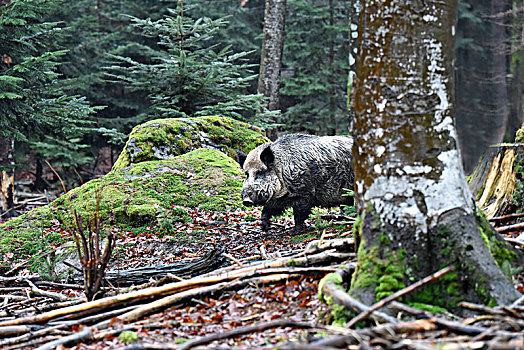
[241,188,268,206]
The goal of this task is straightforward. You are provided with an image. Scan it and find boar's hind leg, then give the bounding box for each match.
[292,202,312,234]
[261,207,285,231]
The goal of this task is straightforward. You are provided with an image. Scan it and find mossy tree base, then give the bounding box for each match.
[350,207,522,309]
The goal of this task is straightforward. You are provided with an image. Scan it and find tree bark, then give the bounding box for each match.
[455,0,511,174]
[485,0,510,147]
[347,0,360,134]
[351,0,521,308]
[258,0,286,140]
[0,136,15,218]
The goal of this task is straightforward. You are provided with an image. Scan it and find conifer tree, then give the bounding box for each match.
[0,0,100,207]
[280,0,350,135]
[105,3,275,126]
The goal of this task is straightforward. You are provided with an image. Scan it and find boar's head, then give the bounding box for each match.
[241,144,286,206]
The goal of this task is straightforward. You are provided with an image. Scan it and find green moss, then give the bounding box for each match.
[318,272,355,326]
[407,302,449,314]
[112,116,269,171]
[474,283,497,307]
[411,269,461,308]
[119,330,138,344]
[318,273,344,303]
[476,210,517,269]
[379,232,391,245]
[350,240,407,302]
[330,303,354,327]
[0,148,246,260]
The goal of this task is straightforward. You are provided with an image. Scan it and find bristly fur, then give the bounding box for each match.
[241,134,354,233]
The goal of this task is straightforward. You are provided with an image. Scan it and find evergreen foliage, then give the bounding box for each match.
[0,0,100,167]
[280,0,350,135]
[104,4,275,126]
[52,1,179,144]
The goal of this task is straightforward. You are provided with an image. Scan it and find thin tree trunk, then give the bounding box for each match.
[347,0,360,134]
[351,0,521,308]
[0,136,15,218]
[486,0,510,146]
[327,0,336,135]
[258,0,286,140]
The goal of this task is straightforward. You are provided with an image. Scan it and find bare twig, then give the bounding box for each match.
[346,265,455,328]
[178,319,318,350]
[25,280,72,302]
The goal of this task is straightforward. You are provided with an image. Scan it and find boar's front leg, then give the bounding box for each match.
[292,201,312,234]
[261,206,285,231]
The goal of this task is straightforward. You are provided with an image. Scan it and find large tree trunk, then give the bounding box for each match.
[0,136,15,218]
[350,0,521,308]
[258,0,286,140]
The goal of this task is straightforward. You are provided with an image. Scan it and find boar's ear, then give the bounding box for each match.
[260,145,275,168]
[236,150,247,168]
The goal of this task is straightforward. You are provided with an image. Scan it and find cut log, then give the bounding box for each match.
[468,143,524,218]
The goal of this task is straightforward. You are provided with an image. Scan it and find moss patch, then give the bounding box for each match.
[112,116,269,171]
[0,149,245,258]
[350,242,407,302]
[476,210,517,271]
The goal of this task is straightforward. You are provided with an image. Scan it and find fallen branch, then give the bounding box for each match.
[321,278,398,324]
[0,252,345,327]
[33,326,93,350]
[108,268,335,325]
[346,265,455,328]
[25,280,72,302]
[489,212,524,222]
[496,222,524,234]
[178,319,318,350]
[101,247,227,286]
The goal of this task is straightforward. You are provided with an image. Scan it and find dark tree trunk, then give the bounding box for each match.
[486,0,510,146]
[351,0,521,308]
[347,0,360,134]
[258,0,286,140]
[327,0,336,135]
[34,158,45,192]
[0,136,15,218]
[455,0,511,174]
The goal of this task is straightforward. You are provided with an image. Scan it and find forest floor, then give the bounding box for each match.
[0,205,524,349]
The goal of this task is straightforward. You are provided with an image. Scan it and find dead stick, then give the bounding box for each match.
[346,265,455,328]
[109,273,303,326]
[0,306,137,347]
[496,222,524,234]
[510,294,524,308]
[458,301,508,316]
[321,280,398,324]
[25,280,72,302]
[0,256,342,327]
[178,319,318,350]
[34,326,93,350]
[489,212,524,221]
[505,238,524,248]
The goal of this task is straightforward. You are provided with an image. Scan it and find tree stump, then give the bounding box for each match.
[468,144,524,218]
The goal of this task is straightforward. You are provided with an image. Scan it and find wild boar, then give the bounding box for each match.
[240,134,354,233]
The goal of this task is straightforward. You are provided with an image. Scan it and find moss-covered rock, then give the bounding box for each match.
[0,149,246,258]
[112,115,269,171]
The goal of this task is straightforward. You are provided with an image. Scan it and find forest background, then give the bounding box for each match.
[1,0,523,195]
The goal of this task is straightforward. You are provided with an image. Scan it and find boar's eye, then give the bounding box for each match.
[256,169,266,178]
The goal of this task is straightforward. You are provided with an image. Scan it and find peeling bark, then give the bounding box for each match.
[351,0,521,307]
[258,0,286,140]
